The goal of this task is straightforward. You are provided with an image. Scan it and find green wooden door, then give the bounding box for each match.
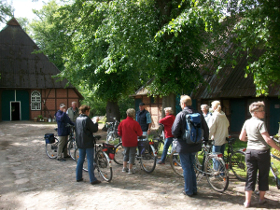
[1,90,29,121]
[269,98,280,135]
[230,99,246,133]
[17,90,30,120]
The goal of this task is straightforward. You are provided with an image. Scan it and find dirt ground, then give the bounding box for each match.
[0,121,279,210]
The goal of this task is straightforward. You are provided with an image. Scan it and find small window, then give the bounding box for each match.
[31,90,41,110]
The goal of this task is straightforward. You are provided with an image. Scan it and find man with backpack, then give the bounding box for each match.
[172,95,209,197]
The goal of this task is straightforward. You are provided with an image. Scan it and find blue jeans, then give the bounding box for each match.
[212,144,225,171]
[179,152,197,195]
[76,148,97,183]
[160,137,174,163]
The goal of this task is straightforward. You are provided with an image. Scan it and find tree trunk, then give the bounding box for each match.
[106,101,121,122]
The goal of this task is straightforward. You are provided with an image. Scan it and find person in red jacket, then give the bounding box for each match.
[118,108,143,174]
[157,107,175,165]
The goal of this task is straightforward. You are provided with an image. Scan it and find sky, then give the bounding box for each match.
[1,0,51,30]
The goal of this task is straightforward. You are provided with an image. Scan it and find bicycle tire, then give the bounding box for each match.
[230,150,247,182]
[96,150,113,182]
[46,137,59,159]
[140,144,157,173]
[74,148,88,172]
[67,138,77,160]
[204,154,229,192]
[113,143,124,165]
[170,151,183,177]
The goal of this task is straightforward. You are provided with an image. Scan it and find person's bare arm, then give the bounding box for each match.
[239,128,247,141]
[261,132,280,151]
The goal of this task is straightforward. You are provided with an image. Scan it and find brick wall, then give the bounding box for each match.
[30,88,81,120]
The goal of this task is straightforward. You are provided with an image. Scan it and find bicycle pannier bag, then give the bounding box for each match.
[183,112,203,144]
[102,143,115,159]
[44,133,55,144]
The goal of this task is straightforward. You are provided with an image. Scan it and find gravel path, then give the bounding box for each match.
[0,121,279,210]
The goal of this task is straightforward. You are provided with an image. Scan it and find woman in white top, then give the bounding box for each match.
[239,101,280,208]
[209,101,229,157]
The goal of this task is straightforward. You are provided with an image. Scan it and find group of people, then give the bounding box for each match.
[55,96,280,207]
[158,95,280,207]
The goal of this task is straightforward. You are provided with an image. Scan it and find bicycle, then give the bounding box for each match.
[45,128,59,159]
[270,136,280,189]
[170,139,229,192]
[74,135,113,182]
[105,117,121,145]
[113,136,157,173]
[65,124,76,160]
[223,137,247,181]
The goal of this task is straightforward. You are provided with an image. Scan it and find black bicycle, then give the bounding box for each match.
[74,135,113,182]
[224,137,247,181]
[114,136,157,173]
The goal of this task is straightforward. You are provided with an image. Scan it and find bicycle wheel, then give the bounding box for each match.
[170,151,183,177]
[140,144,157,173]
[230,151,247,181]
[46,137,59,159]
[74,148,88,172]
[96,150,113,182]
[67,138,77,160]
[113,143,124,165]
[204,154,229,192]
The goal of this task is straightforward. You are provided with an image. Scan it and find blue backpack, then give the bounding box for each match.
[183,112,203,144]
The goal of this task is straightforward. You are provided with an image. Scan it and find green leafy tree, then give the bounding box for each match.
[29,0,66,71]
[0,0,13,24]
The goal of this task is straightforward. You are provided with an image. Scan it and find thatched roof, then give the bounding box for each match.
[0,18,73,89]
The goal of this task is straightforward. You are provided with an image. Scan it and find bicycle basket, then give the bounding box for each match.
[44,133,55,144]
[138,141,149,155]
[102,143,115,159]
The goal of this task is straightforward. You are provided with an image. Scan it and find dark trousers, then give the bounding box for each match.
[245,149,270,191]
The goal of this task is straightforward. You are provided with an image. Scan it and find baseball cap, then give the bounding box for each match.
[139,102,145,106]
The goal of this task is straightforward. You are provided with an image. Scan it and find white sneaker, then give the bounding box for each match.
[128,169,135,174]
[122,168,128,172]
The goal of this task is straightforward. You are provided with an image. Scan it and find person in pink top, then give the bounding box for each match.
[118,108,143,174]
[157,107,175,165]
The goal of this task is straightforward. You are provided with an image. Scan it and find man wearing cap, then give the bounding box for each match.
[136,102,152,137]
[55,103,75,161]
